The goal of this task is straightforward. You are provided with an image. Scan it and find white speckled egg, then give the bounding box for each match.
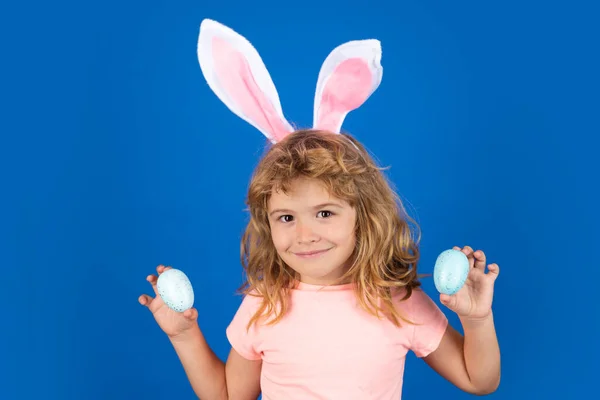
[157,269,195,313]
[433,249,470,295]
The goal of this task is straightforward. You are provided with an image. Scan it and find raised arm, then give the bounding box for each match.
[140,266,263,399]
[225,346,263,399]
[423,315,500,394]
[170,325,262,400]
[423,246,501,395]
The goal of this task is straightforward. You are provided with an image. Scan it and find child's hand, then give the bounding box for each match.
[139,265,199,338]
[439,246,500,321]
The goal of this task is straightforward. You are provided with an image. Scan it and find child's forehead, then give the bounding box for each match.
[268,179,344,208]
[271,178,332,198]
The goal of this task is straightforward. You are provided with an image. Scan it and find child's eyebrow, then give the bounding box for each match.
[269,208,293,216]
[311,202,344,210]
[269,202,344,216]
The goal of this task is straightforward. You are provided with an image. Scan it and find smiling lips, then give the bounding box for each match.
[293,248,332,258]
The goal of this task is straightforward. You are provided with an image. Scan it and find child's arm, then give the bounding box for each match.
[225,346,263,400]
[170,325,262,400]
[423,315,500,395]
[423,246,501,395]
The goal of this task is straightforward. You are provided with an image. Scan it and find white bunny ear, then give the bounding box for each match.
[197,19,294,143]
[313,39,383,133]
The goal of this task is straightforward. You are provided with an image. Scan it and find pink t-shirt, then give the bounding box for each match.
[226,282,448,399]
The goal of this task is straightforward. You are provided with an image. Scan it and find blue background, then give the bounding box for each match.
[2,0,598,399]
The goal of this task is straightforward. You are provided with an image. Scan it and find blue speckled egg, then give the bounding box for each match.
[157,269,195,313]
[433,249,470,295]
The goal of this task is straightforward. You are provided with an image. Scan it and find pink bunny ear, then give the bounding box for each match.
[197,19,294,143]
[313,40,383,133]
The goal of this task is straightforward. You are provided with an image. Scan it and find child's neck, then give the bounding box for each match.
[296,275,353,287]
[294,280,355,291]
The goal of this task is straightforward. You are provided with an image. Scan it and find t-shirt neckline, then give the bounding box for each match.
[293,281,355,291]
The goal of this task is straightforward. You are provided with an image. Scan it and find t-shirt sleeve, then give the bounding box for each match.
[405,288,448,358]
[226,294,263,361]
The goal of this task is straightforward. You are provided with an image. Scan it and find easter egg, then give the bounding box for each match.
[433,249,470,295]
[157,268,195,313]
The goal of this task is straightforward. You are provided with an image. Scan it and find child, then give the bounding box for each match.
[139,19,501,399]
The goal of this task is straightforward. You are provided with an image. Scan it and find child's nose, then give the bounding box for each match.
[296,221,319,243]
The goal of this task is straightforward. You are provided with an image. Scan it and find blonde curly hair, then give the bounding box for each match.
[239,129,422,329]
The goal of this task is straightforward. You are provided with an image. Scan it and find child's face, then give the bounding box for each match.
[267,177,357,285]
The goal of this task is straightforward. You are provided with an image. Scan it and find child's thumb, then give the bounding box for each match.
[183,308,198,321]
[440,294,456,310]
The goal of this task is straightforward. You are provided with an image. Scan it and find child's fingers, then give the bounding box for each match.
[460,245,475,269]
[146,274,159,296]
[149,265,173,295]
[156,265,173,275]
[488,263,500,279]
[473,250,487,270]
[138,294,154,307]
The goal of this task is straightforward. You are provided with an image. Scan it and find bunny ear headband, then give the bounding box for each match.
[196,18,383,143]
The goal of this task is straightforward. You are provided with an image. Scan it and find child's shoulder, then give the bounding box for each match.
[391,286,437,311]
[228,290,265,331]
[391,285,429,301]
[391,285,447,327]
[237,289,264,309]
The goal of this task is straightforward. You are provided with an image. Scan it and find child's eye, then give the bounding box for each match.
[317,210,333,218]
[278,215,294,223]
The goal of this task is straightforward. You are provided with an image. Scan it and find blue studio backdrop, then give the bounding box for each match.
[2,0,598,399]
